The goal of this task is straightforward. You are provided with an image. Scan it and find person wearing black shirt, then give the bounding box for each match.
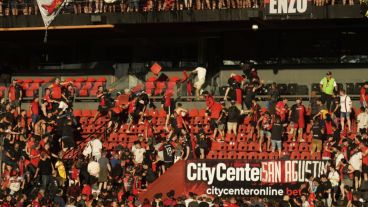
[227,101,241,136]
[217,102,227,142]
[271,116,283,156]
[3,142,21,171]
[243,81,263,110]
[268,82,279,114]
[160,140,174,170]
[311,119,323,154]
[196,132,209,159]
[61,120,76,151]
[318,175,333,206]
[182,131,193,160]
[35,153,54,190]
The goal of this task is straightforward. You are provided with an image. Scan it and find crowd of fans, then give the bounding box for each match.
[0,65,367,207]
[0,0,358,16]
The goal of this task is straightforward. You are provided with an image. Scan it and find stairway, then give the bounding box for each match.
[139,160,186,201]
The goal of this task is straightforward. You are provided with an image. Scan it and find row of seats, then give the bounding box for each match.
[145,81,177,96]
[207,151,321,160]
[211,141,312,152]
[18,77,107,98]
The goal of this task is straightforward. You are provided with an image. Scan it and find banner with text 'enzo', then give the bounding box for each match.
[185,160,327,197]
[264,0,312,16]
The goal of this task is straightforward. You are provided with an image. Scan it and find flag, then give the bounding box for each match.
[37,0,66,27]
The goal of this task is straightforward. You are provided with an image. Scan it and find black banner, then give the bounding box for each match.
[264,0,313,16]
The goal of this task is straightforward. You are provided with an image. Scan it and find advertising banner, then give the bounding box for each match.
[185,160,328,197]
[264,0,312,16]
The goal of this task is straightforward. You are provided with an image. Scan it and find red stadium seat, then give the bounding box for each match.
[154,82,166,95]
[25,90,34,97]
[29,83,40,90]
[93,82,104,88]
[22,83,29,90]
[247,152,258,160]
[217,151,227,159]
[145,82,155,90]
[65,77,74,82]
[290,151,300,159]
[311,152,321,160]
[23,79,33,83]
[97,77,107,82]
[90,89,98,97]
[79,89,88,97]
[73,109,82,117]
[228,143,237,150]
[43,77,53,83]
[211,142,226,151]
[227,151,237,159]
[33,78,44,83]
[299,142,310,152]
[146,76,157,82]
[247,142,259,152]
[206,151,217,159]
[300,152,311,160]
[225,133,236,142]
[258,152,269,160]
[86,77,96,82]
[158,109,167,117]
[237,142,247,151]
[198,109,206,117]
[235,152,245,159]
[73,82,82,89]
[82,82,93,90]
[82,109,91,117]
[189,109,198,117]
[167,81,176,89]
[75,77,86,82]
[268,152,279,160]
[170,76,180,82]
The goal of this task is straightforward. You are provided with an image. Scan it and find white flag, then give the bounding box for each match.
[37,0,66,27]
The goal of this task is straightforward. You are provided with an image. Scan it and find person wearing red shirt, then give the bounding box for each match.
[275,98,288,122]
[360,142,368,181]
[322,136,335,160]
[203,91,214,110]
[209,101,222,140]
[8,79,22,114]
[249,99,261,142]
[257,112,273,152]
[49,78,62,101]
[29,97,40,128]
[360,81,368,108]
[174,103,188,134]
[224,74,244,110]
[108,99,123,132]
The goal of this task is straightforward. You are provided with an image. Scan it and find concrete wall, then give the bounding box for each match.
[219,68,368,86]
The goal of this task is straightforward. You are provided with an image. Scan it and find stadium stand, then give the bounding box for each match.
[0,65,367,206]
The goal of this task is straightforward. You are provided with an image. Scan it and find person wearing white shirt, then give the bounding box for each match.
[192,66,207,100]
[339,89,352,132]
[328,167,340,203]
[334,147,345,169]
[357,107,368,134]
[349,149,362,191]
[132,142,146,164]
[90,137,103,161]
